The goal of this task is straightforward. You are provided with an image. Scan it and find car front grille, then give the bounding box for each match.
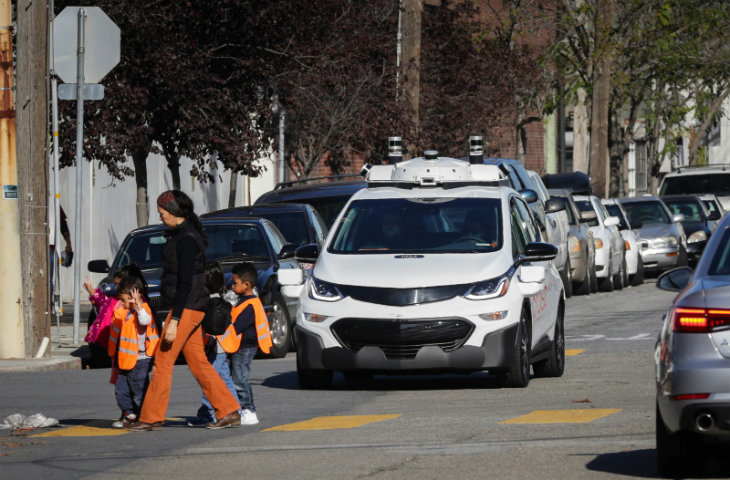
[331,317,474,359]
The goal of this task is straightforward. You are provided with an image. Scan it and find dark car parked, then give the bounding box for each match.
[254,175,366,228]
[87,218,303,364]
[542,172,593,195]
[661,194,722,265]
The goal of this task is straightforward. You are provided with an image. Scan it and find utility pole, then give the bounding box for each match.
[16,0,51,356]
[400,0,422,157]
[0,0,25,359]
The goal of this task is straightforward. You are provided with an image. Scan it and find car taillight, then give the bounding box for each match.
[670,393,711,401]
[672,307,730,333]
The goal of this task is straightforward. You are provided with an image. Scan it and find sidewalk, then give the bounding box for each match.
[0,303,93,373]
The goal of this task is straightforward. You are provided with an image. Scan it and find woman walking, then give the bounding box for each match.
[126,190,241,431]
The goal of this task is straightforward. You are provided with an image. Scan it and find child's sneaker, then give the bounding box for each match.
[240,409,259,425]
[112,411,137,429]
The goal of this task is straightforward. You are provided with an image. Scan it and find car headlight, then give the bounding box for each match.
[308,277,345,302]
[687,230,707,244]
[594,238,604,249]
[464,275,511,300]
[650,235,678,249]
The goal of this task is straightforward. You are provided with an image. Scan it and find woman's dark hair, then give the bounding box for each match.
[114,262,148,298]
[166,190,208,247]
[204,261,226,296]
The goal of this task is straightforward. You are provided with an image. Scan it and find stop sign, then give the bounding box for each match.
[52,7,120,84]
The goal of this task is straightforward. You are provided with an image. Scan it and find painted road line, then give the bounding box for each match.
[31,417,184,437]
[565,349,584,356]
[263,414,401,432]
[499,408,622,424]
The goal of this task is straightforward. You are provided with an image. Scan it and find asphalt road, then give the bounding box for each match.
[1,281,728,480]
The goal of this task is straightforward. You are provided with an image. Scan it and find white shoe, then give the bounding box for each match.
[240,409,259,425]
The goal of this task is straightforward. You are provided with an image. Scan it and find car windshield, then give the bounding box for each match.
[703,199,720,216]
[574,200,598,227]
[708,227,730,276]
[663,199,703,222]
[329,197,502,254]
[660,173,730,196]
[603,204,628,229]
[256,211,309,245]
[621,201,671,225]
[289,196,352,229]
[115,224,270,269]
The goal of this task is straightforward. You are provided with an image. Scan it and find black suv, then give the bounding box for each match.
[254,175,366,228]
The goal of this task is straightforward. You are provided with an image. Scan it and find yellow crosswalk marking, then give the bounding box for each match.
[263,414,401,432]
[565,349,584,356]
[500,408,621,424]
[32,420,129,437]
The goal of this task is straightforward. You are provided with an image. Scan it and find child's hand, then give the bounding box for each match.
[83,277,94,295]
[131,288,142,309]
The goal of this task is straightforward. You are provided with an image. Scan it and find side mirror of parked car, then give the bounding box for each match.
[603,216,620,228]
[545,197,566,213]
[295,243,321,264]
[630,220,643,230]
[579,210,597,223]
[520,242,558,263]
[656,266,693,292]
[519,189,538,204]
[707,210,721,221]
[278,244,298,260]
[672,213,685,223]
[87,259,111,274]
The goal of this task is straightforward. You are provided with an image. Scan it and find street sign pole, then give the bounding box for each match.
[72,8,86,344]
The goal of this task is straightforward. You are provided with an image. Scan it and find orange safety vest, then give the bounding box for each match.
[215,297,273,354]
[107,303,159,370]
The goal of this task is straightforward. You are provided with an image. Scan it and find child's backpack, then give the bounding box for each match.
[201,296,232,336]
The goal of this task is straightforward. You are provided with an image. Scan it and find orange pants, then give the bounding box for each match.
[139,309,240,424]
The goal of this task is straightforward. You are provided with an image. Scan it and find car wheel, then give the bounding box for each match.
[630,257,644,286]
[599,256,614,292]
[296,352,332,389]
[561,257,573,298]
[498,307,531,388]
[656,404,691,478]
[589,262,598,292]
[533,303,564,378]
[266,294,292,358]
[575,262,592,295]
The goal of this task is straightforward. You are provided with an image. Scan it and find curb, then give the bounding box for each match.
[0,357,81,373]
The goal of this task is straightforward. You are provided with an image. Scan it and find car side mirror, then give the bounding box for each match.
[656,266,693,292]
[672,213,685,223]
[88,259,111,274]
[579,210,597,223]
[630,220,643,230]
[278,267,304,299]
[519,189,538,204]
[295,243,320,264]
[545,197,566,213]
[520,242,558,263]
[516,265,545,297]
[278,244,298,260]
[603,216,620,227]
[707,210,721,221]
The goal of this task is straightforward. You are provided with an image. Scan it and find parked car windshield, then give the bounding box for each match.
[660,173,730,196]
[708,227,730,276]
[663,199,703,222]
[574,200,599,227]
[115,224,270,270]
[621,201,671,225]
[703,199,721,216]
[603,204,628,229]
[257,211,311,246]
[329,197,502,254]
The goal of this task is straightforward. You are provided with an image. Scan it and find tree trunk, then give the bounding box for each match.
[688,86,730,165]
[228,169,238,208]
[589,0,612,198]
[166,154,181,191]
[132,148,149,227]
[573,88,590,174]
[401,0,422,155]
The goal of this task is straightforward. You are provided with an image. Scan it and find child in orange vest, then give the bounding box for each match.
[107,275,159,428]
[229,262,273,425]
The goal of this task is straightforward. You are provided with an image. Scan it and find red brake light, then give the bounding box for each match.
[670,393,711,401]
[672,308,730,333]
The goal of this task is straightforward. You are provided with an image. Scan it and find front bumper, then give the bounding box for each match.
[295,322,518,373]
[640,246,681,271]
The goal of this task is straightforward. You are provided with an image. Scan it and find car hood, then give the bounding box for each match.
[637,223,675,240]
[315,251,512,288]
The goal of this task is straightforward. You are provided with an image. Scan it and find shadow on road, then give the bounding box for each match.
[586,447,730,479]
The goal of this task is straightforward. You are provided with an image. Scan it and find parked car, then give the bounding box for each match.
[549,189,596,295]
[661,194,721,265]
[619,196,688,274]
[698,193,725,223]
[254,175,366,228]
[601,198,644,286]
[87,218,305,359]
[654,211,730,478]
[541,171,592,195]
[658,165,730,211]
[573,195,626,291]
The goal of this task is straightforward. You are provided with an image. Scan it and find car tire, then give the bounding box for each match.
[589,262,598,292]
[656,404,692,478]
[599,256,614,292]
[561,257,573,298]
[575,262,592,295]
[630,257,644,286]
[296,353,332,389]
[266,294,292,359]
[613,256,625,290]
[533,303,565,378]
[498,307,531,388]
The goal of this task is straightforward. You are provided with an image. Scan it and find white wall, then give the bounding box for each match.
[54,151,277,302]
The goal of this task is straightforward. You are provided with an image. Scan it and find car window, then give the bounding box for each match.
[660,173,730,196]
[591,198,607,223]
[664,199,703,222]
[703,199,720,216]
[329,197,502,254]
[257,211,310,246]
[294,196,353,229]
[510,201,527,258]
[574,200,599,227]
[604,204,628,229]
[262,220,287,254]
[115,232,167,270]
[708,227,730,276]
[514,198,538,243]
[621,201,671,224]
[554,196,576,225]
[205,224,270,260]
[309,208,329,245]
